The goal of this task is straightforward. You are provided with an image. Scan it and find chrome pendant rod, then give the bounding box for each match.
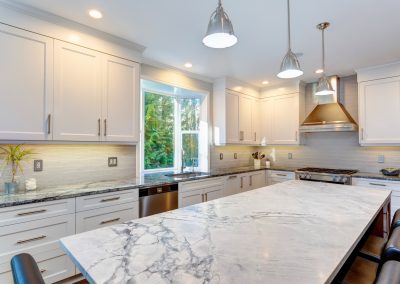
[287,0,291,50]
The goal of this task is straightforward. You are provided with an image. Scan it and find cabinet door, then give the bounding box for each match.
[0,25,53,140]
[204,186,224,202]
[359,78,400,145]
[239,174,250,192]
[103,56,140,142]
[224,175,240,196]
[259,98,273,146]
[249,171,266,190]
[226,92,240,143]
[251,99,260,145]
[272,93,299,145]
[53,41,102,141]
[239,96,253,144]
[179,189,204,208]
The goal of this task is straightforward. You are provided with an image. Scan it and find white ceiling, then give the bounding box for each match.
[13,0,400,87]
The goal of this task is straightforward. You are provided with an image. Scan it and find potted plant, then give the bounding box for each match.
[0,145,34,194]
[252,152,265,168]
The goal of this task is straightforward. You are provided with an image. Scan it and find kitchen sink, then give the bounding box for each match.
[165,172,210,180]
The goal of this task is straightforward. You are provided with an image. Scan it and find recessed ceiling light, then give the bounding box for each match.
[89,9,103,19]
[184,62,193,68]
[262,81,269,85]
[315,69,324,74]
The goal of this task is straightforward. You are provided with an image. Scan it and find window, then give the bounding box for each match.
[142,80,208,172]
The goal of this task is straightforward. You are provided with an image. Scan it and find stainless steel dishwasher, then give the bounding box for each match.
[139,184,178,218]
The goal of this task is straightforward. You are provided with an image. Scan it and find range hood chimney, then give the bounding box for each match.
[300,76,358,132]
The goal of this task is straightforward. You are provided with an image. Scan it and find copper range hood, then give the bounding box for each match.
[300,76,358,132]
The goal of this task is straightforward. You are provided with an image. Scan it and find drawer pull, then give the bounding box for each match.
[100,218,121,225]
[17,209,47,216]
[370,183,387,187]
[40,269,46,274]
[101,197,120,202]
[276,174,287,177]
[16,235,46,245]
[228,175,237,179]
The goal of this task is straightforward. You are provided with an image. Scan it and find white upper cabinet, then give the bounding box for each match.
[0,25,53,140]
[225,91,240,143]
[357,62,400,146]
[213,78,260,145]
[260,90,303,145]
[54,40,139,143]
[102,55,140,142]
[272,93,300,144]
[54,41,102,141]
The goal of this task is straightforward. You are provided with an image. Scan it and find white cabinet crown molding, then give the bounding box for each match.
[356,61,400,83]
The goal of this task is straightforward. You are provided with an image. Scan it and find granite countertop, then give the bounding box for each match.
[60,180,390,284]
[0,165,295,208]
[352,172,400,181]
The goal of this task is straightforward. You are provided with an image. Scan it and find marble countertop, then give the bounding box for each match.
[0,165,292,208]
[60,180,390,284]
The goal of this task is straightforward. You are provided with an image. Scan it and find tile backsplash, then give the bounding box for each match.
[210,145,259,169]
[0,144,136,189]
[260,132,400,173]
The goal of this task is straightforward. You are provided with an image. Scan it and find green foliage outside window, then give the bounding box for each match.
[144,92,174,169]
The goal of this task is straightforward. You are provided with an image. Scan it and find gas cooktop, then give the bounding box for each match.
[296,167,358,175]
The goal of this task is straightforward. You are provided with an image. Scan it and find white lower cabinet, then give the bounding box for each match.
[267,170,295,185]
[0,201,76,284]
[223,171,267,197]
[352,177,399,219]
[179,177,225,208]
[0,189,139,283]
[76,202,138,233]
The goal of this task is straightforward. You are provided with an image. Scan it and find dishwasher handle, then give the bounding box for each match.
[139,184,178,197]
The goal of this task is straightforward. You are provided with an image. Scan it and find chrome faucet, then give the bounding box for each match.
[181,149,185,173]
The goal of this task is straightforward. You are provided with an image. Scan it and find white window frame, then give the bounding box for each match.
[140,82,209,174]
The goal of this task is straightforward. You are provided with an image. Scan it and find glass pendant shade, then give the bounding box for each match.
[203,1,237,49]
[315,75,335,96]
[277,49,303,78]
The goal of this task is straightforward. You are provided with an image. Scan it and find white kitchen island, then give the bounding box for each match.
[60,180,390,284]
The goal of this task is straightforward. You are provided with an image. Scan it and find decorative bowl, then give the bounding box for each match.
[381,168,400,176]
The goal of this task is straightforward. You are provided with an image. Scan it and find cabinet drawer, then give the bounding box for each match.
[269,170,295,180]
[76,189,138,212]
[352,178,400,191]
[0,199,75,227]
[179,177,225,194]
[76,202,138,233]
[0,214,75,257]
[0,254,75,284]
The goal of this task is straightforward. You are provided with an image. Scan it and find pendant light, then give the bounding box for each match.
[203,0,237,49]
[277,0,303,79]
[315,22,335,96]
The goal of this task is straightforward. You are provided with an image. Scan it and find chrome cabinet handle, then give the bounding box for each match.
[361,128,364,140]
[205,193,208,202]
[370,183,387,187]
[104,119,107,136]
[239,131,244,141]
[17,235,46,245]
[295,131,298,141]
[240,177,243,188]
[17,209,47,216]
[276,174,287,177]
[201,193,204,202]
[40,269,46,274]
[98,119,101,136]
[249,176,253,186]
[254,132,257,141]
[228,175,237,179]
[101,197,120,202]
[47,114,51,134]
[100,218,121,225]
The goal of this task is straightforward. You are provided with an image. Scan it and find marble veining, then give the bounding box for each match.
[60,180,390,284]
[0,165,287,208]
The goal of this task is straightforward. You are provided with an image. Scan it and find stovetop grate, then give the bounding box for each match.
[296,167,358,175]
